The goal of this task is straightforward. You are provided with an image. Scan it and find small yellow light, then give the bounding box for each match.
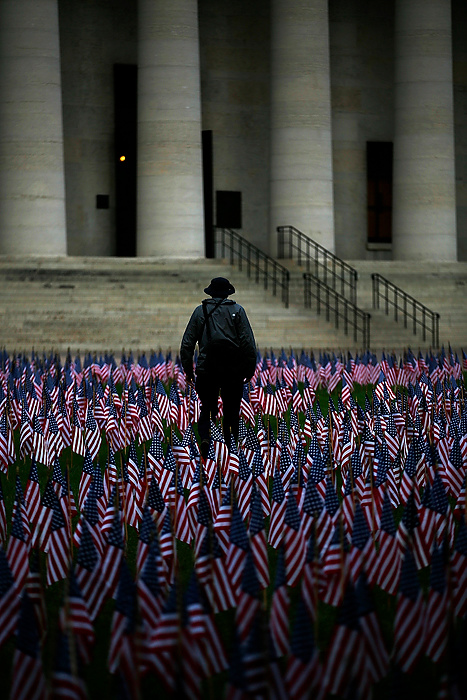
[119,155,126,162]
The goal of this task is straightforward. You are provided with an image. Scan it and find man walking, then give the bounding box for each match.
[180,277,256,457]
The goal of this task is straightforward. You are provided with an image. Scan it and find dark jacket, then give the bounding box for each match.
[180,297,257,379]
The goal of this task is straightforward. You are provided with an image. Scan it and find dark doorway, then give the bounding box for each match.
[367,142,393,244]
[114,64,137,257]
[216,191,242,229]
[202,130,214,258]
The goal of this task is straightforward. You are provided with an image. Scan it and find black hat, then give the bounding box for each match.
[204,277,235,297]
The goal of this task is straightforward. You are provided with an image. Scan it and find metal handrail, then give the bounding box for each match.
[371,273,439,348]
[304,273,371,347]
[277,225,358,305]
[215,227,290,307]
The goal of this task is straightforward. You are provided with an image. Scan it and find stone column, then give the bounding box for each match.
[392,0,457,260]
[270,0,335,255]
[0,0,67,255]
[137,0,205,258]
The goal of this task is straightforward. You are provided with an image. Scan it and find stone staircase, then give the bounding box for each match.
[0,256,341,357]
[275,258,467,355]
[351,260,467,354]
[0,256,466,358]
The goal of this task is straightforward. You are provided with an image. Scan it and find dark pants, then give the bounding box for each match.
[196,371,244,446]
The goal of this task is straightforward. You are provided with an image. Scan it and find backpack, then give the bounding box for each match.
[201,299,243,375]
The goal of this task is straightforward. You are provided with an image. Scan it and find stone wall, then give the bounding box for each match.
[329,0,394,261]
[55,0,467,261]
[453,0,467,261]
[59,0,137,256]
[198,0,270,251]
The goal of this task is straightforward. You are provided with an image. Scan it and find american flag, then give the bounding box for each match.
[355,572,389,683]
[136,504,157,575]
[269,546,289,657]
[323,581,366,697]
[396,490,429,570]
[300,530,320,624]
[46,498,70,588]
[146,474,167,532]
[158,444,177,500]
[225,629,248,699]
[31,414,48,467]
[0,547,20,648]
[285,595,322,700]
[234,449,253,520]
[159,510,175,582]
[150,582,179,651]
[208,530,236,613]
[6,500,30,591]
[101,506,125,601]
[51,629,88,700]
[452,515,467,618]
[84,404,101,461]
[108,558,135,673]
[375,491,401,594]
[278,445,294,493]
[213,487,232,555]
[235,546,260,643]
[226,503,250,600]
[349,501,372,584]
[137,538,164,635]
[194,488,212,557]
[59,567,95,665]
[0,477,6,546]
[185,573,228,677]
[393,547,425,673]
[424,543,449,663]
[26,549,47,645]
[71,397,86,457]
[259,381,278,416]
[241,611,268,697]
[105,401,122,453]
[121,463,141,529]
[73,483,104,556]
[24,458,41,528]
[268,468,287,548]
[283,486,306,587]
[45,409,63,459]
[10,592,48,700]
[321,522,348,607]
[248,486,269,588]
[19,401,33,459]
[125,440,139,489]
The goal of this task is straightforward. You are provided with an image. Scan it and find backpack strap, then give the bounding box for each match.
[201,298,224,343]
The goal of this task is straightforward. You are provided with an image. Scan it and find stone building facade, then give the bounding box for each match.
[0,0,466,261]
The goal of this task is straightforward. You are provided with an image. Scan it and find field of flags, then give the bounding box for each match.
[1,346,467,698]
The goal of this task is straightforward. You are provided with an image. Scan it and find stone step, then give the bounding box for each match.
[0,257,345,355]
[1,256,466,356]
